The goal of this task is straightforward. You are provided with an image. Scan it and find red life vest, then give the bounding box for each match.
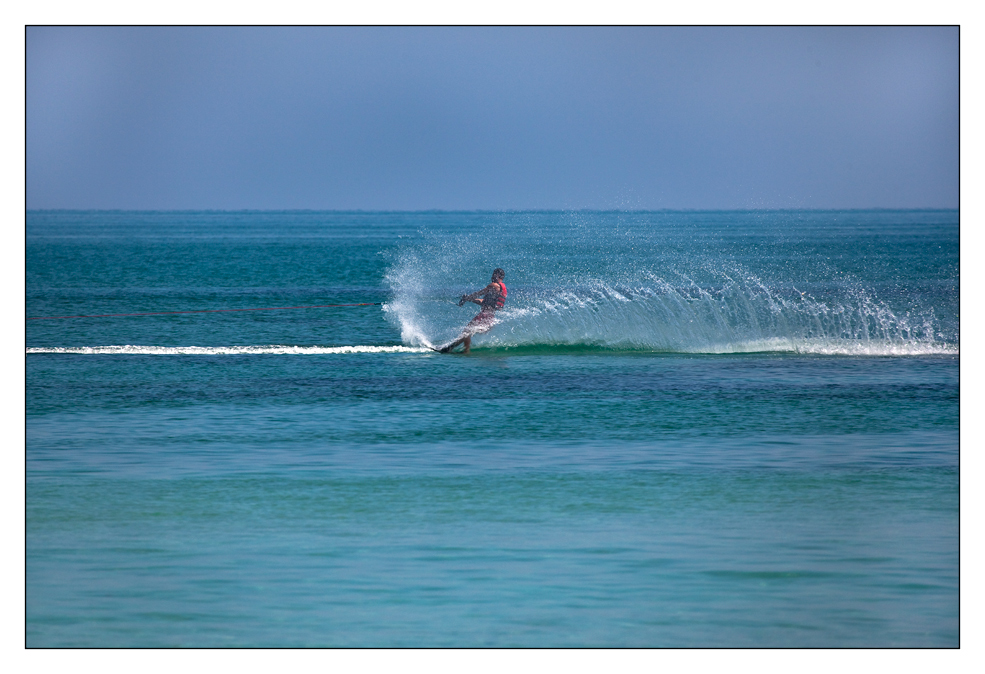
[494,281,507,308]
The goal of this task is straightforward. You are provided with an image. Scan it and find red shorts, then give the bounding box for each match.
[465,310,496,335]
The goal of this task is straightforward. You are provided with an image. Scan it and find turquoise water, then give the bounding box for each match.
[26,210,959,647]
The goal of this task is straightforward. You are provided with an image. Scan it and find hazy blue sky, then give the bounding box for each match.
[27,26,958,210]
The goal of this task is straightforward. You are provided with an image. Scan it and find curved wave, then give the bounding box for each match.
[470,340,956,357]
[477,279,954,355]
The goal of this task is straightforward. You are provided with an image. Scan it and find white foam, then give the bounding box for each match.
[26,345,432,355]
[679,338,958,357]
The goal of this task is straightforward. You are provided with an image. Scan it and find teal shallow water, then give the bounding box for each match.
[26,210,959,646]
[29,470,956,647]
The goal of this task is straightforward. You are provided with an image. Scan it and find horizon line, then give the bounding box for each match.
[25,207,960,214]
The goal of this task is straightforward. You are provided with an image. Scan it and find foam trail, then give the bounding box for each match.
[26,345,432,355]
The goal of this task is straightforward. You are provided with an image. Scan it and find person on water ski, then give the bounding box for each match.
[440,268,507,353]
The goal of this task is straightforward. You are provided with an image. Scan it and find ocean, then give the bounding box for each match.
[25,209,959,647]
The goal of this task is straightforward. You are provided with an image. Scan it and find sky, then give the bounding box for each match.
[26,26,959,210]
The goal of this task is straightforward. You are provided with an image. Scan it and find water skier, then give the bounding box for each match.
[439,268,507,353]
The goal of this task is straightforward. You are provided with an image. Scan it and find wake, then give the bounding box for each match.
[26,345,431,355]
